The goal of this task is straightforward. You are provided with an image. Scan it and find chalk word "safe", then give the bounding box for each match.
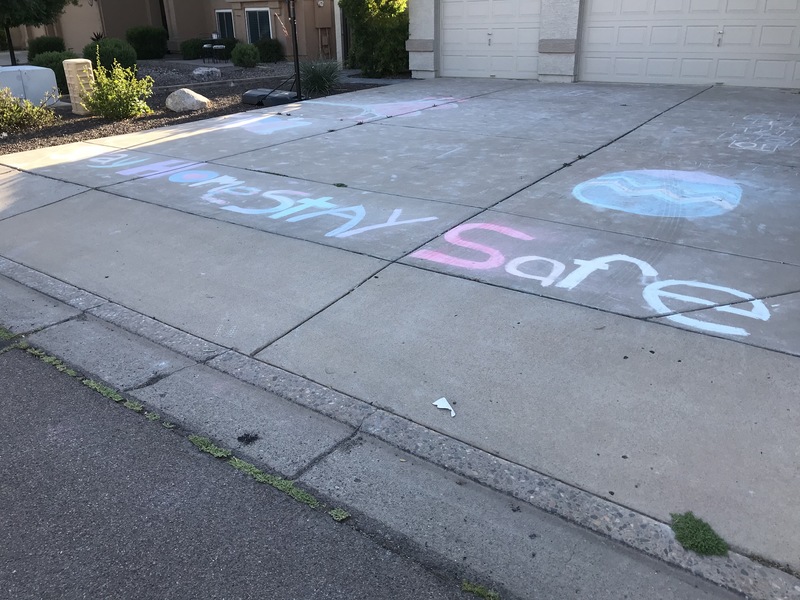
[411,223,769,337]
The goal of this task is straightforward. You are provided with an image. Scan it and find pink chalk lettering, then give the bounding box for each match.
[411,223,533,270]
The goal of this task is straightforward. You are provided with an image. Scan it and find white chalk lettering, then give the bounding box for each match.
[505,256,565,287]
[287,205,367,237]
[555,254,658,291]
[336,209,438,238]
[642,280,770,336]
[268,197,337,219]
[117,160,203,178]
[87,154,148,168]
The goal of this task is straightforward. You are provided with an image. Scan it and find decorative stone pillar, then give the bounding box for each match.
[63,59,94,115]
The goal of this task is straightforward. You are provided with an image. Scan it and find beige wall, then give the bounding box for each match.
[58,1,104,53]
[98,0,154,40]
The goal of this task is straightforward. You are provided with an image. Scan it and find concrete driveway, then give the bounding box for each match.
[1,78,798,593]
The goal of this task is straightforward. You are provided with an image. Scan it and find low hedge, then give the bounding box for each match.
[126,26,168,60]
[29,50,79,94]
[27,36,65,61]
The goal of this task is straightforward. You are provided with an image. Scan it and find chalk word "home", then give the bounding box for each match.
[411,223,769,337]
[86,154,438,239]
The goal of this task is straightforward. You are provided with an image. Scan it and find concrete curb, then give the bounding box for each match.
[1,255,798,600]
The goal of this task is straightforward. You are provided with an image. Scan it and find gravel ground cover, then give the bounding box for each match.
[1,59,380,155]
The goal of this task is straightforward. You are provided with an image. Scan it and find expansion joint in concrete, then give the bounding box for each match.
[290,427,364,481]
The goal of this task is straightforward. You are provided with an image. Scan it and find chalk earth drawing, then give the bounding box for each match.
[410,223,769,337]
[718,114,800,153]
[85,154,438,239]
[304,97,460,120]
[572,170,742,218]
[84,153,771,338]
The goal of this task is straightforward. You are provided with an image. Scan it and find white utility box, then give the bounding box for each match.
[0,65,58,105]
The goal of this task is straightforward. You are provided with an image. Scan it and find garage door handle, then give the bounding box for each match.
[487,32,492,46]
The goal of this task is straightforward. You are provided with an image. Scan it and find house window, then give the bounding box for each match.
[216,10,234,39]
[245,8,271,43]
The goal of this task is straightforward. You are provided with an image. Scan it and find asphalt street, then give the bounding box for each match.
[0,347,469,600]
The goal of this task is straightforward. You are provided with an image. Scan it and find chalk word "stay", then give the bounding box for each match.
[411,223,769,337]
[87,154,437,238]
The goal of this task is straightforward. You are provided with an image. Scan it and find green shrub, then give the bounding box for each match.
[339,0,408,77]
[81,51,153,120]
[30,50,79,94]
[0,29,8,52]
[0,87,60,133]
[27,35,65,61]
[125,26,168,59]
[231,43,259,68]
[256,37,284,63]
[180,38,206,60]
[300,60,340,97]
[83,38,137,70]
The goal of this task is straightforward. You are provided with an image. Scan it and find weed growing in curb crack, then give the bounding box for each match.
[123,400,144,413]
[670,511,729,556]
[188,435,232,459]
[81,378,126,403]
[228,456,321,509]
[328,508,351,522]
[0,327,15,340]
[461,580,500,600]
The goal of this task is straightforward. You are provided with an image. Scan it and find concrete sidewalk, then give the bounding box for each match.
[0,78,799,598]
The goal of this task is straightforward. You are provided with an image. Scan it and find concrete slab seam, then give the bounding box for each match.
[207,351,376,430]
[87,302,226,363]
[0,256,106,310]
[357,410,800,600]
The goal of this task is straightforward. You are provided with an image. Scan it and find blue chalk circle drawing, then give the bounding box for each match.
[572,170,742,218]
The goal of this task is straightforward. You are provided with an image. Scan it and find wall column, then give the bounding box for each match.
[537,0,581,82]
[406,0,435,79]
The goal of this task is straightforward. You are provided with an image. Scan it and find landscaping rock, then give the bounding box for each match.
[165,88,212,112]
[191,67,222,82]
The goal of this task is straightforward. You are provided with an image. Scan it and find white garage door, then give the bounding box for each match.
[440,0,541,78]
[579,0,800,87]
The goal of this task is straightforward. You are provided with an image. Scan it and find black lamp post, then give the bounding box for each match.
[288,0,302,100]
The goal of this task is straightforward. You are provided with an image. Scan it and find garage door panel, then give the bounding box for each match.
[727,0,760,10]
[580,0,800,86]
[440,0,541,78]
[689,0,724,11]
[766,0,799,11]
[761,25,796,45]
[655,0,686,13]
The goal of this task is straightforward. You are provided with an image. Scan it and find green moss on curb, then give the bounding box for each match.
[328,508,351,522]
[188,435,233,459]
[670,511,729,556]
[461,580,500,600]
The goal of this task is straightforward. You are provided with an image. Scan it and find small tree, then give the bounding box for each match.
[0,0,78,65]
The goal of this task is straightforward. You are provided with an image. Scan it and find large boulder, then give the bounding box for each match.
[165,88,212,112]
[191,67,222,82]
